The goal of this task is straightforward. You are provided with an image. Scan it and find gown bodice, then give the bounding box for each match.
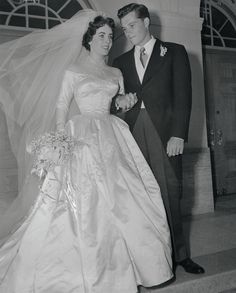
[57,70,121,115]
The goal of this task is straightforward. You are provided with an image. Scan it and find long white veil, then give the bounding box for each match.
[0,9,101,244]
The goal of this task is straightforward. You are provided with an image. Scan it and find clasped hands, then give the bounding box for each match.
[115,93,137,112]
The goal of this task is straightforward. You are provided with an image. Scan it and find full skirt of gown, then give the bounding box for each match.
[0,114,172,293]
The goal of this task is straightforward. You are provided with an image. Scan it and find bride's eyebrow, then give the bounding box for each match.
[98,32,113,37]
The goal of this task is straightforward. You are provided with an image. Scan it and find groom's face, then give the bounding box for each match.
[120,11,150,47]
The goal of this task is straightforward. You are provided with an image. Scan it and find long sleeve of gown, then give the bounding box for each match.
[118,73,125,95]
[56,71,74,131]
[110,70,125,114]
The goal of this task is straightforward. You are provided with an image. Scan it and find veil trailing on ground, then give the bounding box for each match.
[0,9,102,244]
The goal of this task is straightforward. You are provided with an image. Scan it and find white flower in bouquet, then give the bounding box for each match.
[27,131,78,179]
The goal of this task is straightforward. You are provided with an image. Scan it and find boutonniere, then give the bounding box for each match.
[160,44,167,57]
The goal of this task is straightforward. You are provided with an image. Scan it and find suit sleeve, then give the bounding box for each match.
[171,45,192,141]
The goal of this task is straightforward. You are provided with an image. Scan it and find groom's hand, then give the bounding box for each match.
[115,93,137,112]
[167,137,184,157]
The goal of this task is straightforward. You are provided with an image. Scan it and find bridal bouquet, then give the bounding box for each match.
[27,131,77,179]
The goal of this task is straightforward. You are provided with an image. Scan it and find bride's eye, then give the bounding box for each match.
[98,33,105,39]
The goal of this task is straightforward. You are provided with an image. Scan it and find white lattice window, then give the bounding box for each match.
[0,0,93,30]
[200,0,236,48]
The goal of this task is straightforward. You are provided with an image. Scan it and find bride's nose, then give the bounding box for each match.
[104,36,111,44]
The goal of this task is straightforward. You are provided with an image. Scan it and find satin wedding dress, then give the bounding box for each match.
[0,62,172,293]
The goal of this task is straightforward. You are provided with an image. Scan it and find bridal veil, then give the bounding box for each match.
[0,9,102,243]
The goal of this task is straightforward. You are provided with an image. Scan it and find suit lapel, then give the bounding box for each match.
[126,48,141,87]
[142,39,166,86]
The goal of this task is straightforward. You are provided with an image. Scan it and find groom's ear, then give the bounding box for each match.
[144,17,150,28]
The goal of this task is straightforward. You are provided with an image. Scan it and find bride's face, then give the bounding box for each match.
[89,24,113,56]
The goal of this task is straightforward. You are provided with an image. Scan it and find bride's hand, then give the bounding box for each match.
[115,93,137,112]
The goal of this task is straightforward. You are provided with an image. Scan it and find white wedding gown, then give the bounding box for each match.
[0,67,172,293]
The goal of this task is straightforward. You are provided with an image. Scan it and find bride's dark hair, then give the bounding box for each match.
[82,15,115,51]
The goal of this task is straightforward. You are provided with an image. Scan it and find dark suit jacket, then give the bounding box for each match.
[112,38,192,146]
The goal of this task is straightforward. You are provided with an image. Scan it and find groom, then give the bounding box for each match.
[112,3,205,274]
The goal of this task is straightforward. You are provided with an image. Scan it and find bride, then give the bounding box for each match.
[0,9,172,293]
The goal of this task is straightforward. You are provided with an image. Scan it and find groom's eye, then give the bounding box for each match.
[129,23,135,29]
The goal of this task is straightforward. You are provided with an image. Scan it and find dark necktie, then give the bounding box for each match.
[140,47,148,68]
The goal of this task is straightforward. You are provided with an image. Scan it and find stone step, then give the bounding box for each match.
[183,209,236,258]
[141,248,236,293]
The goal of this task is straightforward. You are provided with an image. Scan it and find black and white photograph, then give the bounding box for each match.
[0,1,236,292]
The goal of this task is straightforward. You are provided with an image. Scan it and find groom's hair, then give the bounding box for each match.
[117,3,150,20]
[82,15,115,51]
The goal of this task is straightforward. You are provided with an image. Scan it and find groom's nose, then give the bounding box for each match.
[125,30,132,40]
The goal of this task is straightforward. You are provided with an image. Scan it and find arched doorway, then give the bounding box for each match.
[0,0,96,30]
[201,0,236,198]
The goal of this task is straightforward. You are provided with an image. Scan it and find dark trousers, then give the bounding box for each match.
[132,109,188,262]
